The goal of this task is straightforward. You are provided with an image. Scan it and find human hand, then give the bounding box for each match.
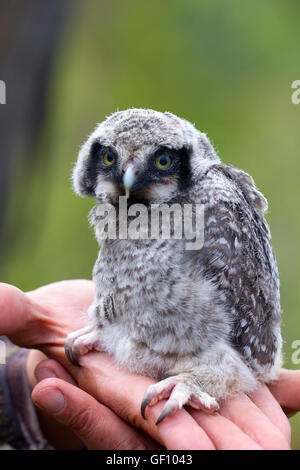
[0,280,94,363]
[1,281,159,449]
[29,353,160,450]
[0,280,295,450]
[32,353,294,450]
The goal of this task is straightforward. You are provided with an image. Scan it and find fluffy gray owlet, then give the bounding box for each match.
[65,108,282,424]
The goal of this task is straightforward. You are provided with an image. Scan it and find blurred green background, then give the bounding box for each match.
[1,0,300,448]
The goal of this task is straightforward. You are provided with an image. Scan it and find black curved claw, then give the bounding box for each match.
[156,408,171,425]
[141,393,152,420]
[64,341,80,367]
[156,400,178,425]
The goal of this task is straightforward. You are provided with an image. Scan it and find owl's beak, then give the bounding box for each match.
[122,166,136,199]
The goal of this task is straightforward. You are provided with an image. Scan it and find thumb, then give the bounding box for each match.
[32,378,152,450]
[269,369,300,416]
[0,283,32,337]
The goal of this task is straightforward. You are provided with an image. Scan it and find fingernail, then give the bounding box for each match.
[35,387,66,414]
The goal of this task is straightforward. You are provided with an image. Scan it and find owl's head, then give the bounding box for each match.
[73,109,220,204]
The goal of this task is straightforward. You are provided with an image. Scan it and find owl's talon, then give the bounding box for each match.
[141,388,162,419]
[64,341,80,366]
[141,394,151,420]
[64,327,105,366]
[141,381,176,420]
[156,398,179,425]
[141,376,219,425]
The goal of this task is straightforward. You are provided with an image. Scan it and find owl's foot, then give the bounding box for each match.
[64,326,104,366]
[141,375,219,425]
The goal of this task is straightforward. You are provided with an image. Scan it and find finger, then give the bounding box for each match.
[190,410,263,450]
[73,354,215,450]
[268,369,300,416]
[0,283,53,350]
[145,400,216,450]
[33,360,83,450]
[35,359,78,386]
[249,384,291,441]
[219,392,290,450]
[32,378,158,450]
[0,283,30,336]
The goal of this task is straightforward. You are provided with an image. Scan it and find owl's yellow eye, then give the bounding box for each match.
[103,152,115,166]
[155,154,172,169]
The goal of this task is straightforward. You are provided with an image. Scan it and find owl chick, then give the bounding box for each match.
[65,108,282,424]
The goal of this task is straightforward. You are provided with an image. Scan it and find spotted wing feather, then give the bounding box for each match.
[189,164,281,369]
